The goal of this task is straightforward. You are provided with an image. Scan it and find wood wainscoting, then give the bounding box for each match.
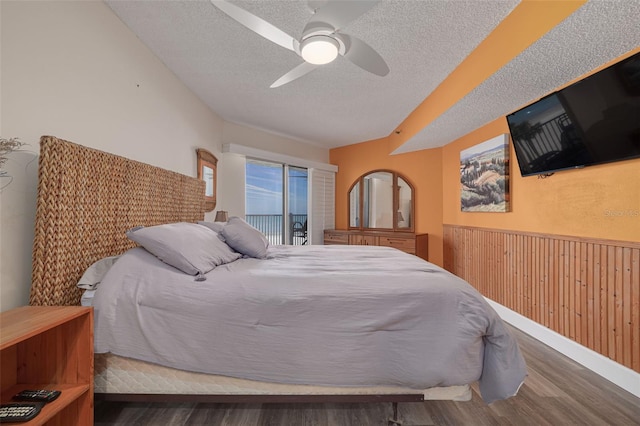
[443,225,639,374]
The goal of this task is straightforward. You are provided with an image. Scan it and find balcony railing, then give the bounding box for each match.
[245,214,307,246]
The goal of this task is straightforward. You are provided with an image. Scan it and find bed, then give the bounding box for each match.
[29,136,526,414]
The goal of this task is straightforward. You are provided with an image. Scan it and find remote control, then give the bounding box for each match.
[13,389,61,403]
[0,402,44,423]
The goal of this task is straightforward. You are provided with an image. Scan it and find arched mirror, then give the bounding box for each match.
[348,170,414,231]
[196,148,217,212]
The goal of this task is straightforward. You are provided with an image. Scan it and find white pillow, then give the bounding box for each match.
[220,216,269,259]
[77,256,120,290]
[126,222,241,279]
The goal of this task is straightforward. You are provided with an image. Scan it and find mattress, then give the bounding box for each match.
[94,353,472,401]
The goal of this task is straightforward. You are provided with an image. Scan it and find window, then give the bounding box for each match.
[245,159,308,245]
[223,142,336,246]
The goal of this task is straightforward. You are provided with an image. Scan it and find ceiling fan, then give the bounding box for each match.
[211,0,389,88]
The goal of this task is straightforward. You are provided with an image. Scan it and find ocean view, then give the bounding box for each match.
[246,213,307,245]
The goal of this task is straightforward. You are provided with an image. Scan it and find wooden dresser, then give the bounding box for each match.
[324,229,428,261]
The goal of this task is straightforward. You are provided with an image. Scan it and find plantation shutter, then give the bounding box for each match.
[308,168,335,245]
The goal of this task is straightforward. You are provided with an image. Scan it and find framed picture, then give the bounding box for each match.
[460,134,510,212]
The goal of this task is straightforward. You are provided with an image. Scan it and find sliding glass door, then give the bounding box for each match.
[245,159,307,245]
[288,166,308,245]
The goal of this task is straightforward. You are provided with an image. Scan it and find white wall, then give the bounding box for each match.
[217,152,247,219]
[0,0,329,311]
[0,0,224,311]
[223,122,329,163]
[218,122,331,220]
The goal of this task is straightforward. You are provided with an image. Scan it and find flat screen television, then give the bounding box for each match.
[506,51,640,176]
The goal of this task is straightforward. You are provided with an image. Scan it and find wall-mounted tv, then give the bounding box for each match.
[506,51,640,177]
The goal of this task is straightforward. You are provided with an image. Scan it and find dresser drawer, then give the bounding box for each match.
[350,235,377,246]
[324,230,427,260]
[378,236,415,253]
[324,231,349,244]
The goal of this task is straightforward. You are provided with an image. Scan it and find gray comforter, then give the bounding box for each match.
[93,244,526,403]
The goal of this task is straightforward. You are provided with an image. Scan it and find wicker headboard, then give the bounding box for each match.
[30,136,205,306]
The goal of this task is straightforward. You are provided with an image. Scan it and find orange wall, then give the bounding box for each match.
[330,139,444,265]
[443,47,640,242]
[330,48,640,266]
[442,118,640,242]
[330,114,639,270]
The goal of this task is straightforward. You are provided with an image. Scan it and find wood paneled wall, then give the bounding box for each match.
[443,225,640,374]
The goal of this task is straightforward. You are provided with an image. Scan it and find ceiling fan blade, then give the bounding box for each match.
[270,62,318,88]
[304,0,379,33]
[211,0,297,52]
[337,33,389,77]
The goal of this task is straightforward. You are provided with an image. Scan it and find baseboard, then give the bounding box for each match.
[486,298,640,399]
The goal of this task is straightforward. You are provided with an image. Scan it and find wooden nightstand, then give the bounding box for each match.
[0,306,93,425]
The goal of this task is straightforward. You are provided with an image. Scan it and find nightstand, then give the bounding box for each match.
[0,306,93,425]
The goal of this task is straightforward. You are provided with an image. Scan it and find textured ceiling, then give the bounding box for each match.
[395,0,640,153]
[105,0,640,153]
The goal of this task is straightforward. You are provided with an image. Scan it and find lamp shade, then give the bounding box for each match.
[214,210,228,222]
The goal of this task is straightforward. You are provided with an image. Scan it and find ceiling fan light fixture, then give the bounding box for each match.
[300,35,339,65]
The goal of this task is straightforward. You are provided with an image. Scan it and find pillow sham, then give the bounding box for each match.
[220,216,269,259]
[77,255,120,290]
[126,222,241,279]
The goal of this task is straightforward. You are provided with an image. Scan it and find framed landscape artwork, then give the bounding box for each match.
[460,134,510,212]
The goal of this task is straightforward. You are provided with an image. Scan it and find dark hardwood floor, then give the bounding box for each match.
[94,326,640,425]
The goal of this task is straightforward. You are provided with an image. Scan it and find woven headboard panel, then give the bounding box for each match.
[30,136,205,306]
